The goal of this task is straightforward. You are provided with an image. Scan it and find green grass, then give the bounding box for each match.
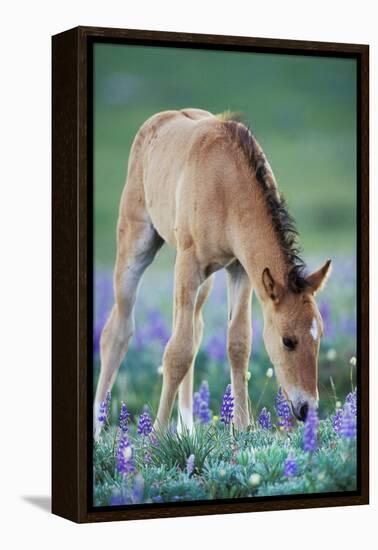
[93,416,356,506]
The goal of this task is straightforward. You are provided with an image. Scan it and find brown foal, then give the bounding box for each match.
[94,108,331,438]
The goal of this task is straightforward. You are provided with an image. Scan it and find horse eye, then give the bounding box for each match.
[283,337,296,351]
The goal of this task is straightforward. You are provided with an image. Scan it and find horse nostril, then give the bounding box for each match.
[299,402,309,422]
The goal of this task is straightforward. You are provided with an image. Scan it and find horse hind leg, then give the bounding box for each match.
[93,220,163,439]
[177,275,214,432]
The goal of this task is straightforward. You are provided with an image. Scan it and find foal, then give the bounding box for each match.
[94,108,331,438]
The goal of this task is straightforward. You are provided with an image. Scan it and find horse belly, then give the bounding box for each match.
[143,122,194,248]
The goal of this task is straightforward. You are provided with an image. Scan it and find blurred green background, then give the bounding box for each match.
[93,43,357,421]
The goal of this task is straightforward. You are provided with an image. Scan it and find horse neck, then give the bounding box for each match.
[231,186,289,302]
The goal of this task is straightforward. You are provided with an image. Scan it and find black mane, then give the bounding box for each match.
[224,119,308,293]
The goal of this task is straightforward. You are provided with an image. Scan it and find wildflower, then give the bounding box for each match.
[98,400,107,425]
[137,410,153,436]
[332,408,343,434]
[116,432,136,475]
[98,390,111,425]
[257,407,272,430]
[340,403,357,439]
[303,406,319,453]
[266,367,274,378]
[275,388,293,431]
[119,402,130,433]
[350,356,357,366]
[220,384,234,425]
[198,399,212,423]
[194,381,212,424]
[284,454,298,477]
[199,380,210,404]
[193,392,201,418]
[212,415,219,423]
[186,454,195,476]
[249,473,261,487]
[345,389,357,416]
[326,348,337,361]
[333,391,357,435]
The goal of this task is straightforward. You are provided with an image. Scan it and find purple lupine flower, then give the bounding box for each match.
[119,402,130,433]
[303,406,319,453]
[275,388,293,431]
[284,454,298,477]
[137,410,153,436]
[199,380,210,405]
[186,454,195,475]
[198,399,212,423]
[193,381,212,424]
[220,384,234,425]
[98,400,107,425]
[98,391,111,425]
[258,407,272,430]
[340,403,357,439]
[116,433,136,475]
[333,390,357,436]
[345,389,357,416]
[332,408,343,434]
[193,392,202,419]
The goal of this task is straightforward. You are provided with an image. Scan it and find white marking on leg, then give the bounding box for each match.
[177,406,193,433]
[310,317,318,341]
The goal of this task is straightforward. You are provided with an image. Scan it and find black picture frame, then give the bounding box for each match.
[52,26,369,523]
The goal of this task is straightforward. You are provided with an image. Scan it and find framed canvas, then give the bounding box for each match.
[52,26,369,523]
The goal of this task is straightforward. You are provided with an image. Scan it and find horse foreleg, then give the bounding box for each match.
[226,261,253,430]
[155,251,203,429]
[177,275,213,432]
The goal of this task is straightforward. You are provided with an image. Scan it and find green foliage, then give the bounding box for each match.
[145,424,216,473]
[93,417,357,506]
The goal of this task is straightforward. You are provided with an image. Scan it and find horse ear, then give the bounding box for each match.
[306,259,332,294]
[262,268,283,304]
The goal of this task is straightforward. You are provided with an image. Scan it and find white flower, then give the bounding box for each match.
[122,446,133,460]
[336,401,342,409]
[249,473,261,486]
[245,371,251,381]
[326,348,337,361]
[266,368,274,378]
[157,365,164,375]
[350,356,357,366]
